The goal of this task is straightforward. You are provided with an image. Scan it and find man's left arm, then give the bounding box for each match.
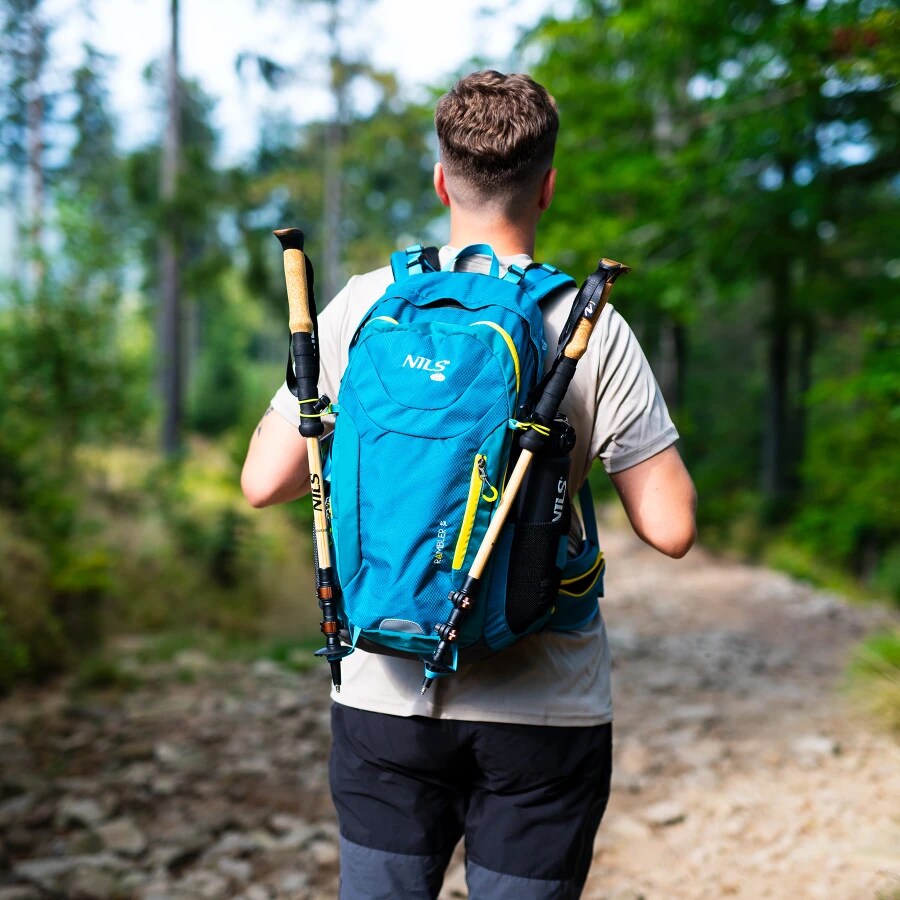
[241,405,310,508]
[588,307,696,558]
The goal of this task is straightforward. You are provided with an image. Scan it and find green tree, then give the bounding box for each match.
[529,0,898,522]
[0,0,55,284]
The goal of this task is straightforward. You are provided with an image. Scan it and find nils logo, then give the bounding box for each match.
[403,354,451,382]
[552,478,567,524]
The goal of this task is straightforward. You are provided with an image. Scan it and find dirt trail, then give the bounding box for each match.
[1,527,898,899]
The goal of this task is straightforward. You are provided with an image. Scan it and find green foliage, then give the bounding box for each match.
[0,512,68,688]
[0,611,31,691]
[232,92,437,301]
[529,0,899,585]
[73,654,142,693]
[2,0,898,690]
[847,628,900,733]
[127,629,321,673]
[793,323,900,596]
[188,271,260,437]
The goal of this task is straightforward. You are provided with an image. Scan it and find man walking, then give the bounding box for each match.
[242,70,696,900]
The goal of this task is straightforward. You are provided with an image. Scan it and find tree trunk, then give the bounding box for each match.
[656,316,687,411]
[26,9,45,290]
[159,0,182,457]
[791,314,815,493]
[323,115,342,304]
[322,0,344,304]
[761,264,791,511]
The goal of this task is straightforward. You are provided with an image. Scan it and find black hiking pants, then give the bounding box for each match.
[330,704,613,899]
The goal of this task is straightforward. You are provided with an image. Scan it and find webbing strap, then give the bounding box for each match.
[450,244,501,277]
[502,263,527,285]
[390,244,440,283]
[520,264,576,306]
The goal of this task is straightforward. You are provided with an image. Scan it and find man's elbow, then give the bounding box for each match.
[241,468,276,509]
[660,488,698,558]
[657,522,697,559]
[642,498,697,558]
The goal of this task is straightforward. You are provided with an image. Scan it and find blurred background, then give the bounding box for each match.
[0,0,898,719]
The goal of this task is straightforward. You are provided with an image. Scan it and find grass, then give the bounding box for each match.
[125,629,323,672]
[69,629,325,698]
[72,654,143,693]
[846,628,900,734]
[763,536,875,602]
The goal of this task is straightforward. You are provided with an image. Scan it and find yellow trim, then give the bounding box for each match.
[559,551,606,597]
[561,550,604,584]
[471,321,520,395]
[370,315,399,325]
[452,454,485,570]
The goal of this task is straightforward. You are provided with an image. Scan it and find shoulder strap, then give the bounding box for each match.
[578,481,599,548]
[390,244,440,283]
[503,261,576,308]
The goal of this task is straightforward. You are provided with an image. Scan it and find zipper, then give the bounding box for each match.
[477,456,499,502]
[471,321,520,395]
[452,453,498,570]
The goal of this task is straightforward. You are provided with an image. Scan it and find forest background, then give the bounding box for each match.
[0,0,897,694]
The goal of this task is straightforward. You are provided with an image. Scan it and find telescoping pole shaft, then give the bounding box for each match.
[422,258,631,693]
[274,227,350,690]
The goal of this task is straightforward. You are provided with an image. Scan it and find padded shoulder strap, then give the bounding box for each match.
[390,244,440,283]
[504,261,576,309]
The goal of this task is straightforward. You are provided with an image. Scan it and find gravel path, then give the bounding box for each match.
[1,526,898,899]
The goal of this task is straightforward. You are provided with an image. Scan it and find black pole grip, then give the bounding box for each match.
[291,331,324,437]
[519,359,578,452]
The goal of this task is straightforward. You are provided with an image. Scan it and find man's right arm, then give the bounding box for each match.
[241,406,310,508]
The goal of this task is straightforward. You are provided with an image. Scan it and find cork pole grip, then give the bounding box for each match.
[563,259,630,361]
[284,249,313,335]
[273,228,313,336]
[563,280,613,360]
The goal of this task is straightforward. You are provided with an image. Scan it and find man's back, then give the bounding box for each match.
[242,70,696,899]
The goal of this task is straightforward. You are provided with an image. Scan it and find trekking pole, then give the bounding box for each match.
[422,257,631,693]
[274,227,351,691]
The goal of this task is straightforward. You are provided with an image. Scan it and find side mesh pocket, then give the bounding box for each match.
[503,449,571,636]
[505,521,563,634]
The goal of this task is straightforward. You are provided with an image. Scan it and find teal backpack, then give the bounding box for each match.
[326,244,605,685]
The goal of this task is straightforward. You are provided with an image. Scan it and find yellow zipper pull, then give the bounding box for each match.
[477,456,498,502]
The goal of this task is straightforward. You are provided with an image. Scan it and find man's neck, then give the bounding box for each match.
[448,210,538,258]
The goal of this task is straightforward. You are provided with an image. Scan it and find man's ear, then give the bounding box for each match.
[434,162,451,208]
[538,168,557,211]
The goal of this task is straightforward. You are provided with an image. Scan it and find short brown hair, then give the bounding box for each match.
[435,71,558,202]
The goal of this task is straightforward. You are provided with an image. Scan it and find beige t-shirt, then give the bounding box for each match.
[271,247,678,726]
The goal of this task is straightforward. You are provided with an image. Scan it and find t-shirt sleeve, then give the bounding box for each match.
[590,307,679,474]
[269,276,357,430]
